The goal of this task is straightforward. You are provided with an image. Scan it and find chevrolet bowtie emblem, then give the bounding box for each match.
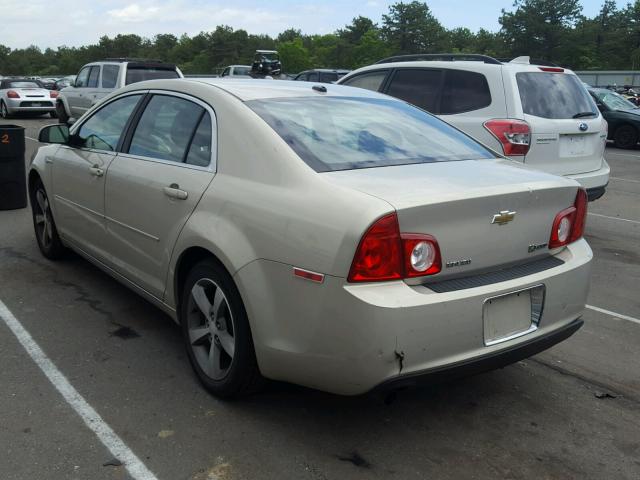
[491,210,516,225]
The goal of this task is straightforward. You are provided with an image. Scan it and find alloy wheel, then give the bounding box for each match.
[0,102,7,118]
[34,188,53,249]
[186,278,236,380]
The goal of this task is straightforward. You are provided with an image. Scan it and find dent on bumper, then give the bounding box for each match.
[235,239,592,396]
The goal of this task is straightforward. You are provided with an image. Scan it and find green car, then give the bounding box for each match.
[589,87,640,148]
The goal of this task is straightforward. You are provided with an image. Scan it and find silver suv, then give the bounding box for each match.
[339,54,610,201]
[57,58,183,123]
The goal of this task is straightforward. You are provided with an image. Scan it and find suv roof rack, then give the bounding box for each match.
[98,57,168,63]
[375,53,502,65]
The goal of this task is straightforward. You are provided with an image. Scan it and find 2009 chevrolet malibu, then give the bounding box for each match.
[30,79,592,397]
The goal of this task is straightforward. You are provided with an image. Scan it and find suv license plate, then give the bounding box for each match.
[483,285,545,346]
[560,134,588,156]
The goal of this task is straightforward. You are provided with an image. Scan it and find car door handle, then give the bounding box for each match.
[163,184,188,200]
[89,165,104,177]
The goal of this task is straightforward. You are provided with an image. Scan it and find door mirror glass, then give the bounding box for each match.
[38,124,70,144]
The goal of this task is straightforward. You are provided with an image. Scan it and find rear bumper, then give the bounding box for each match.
[373,317,583,393]
[5,98,55,113]
[236,239,592,395]
[566,159,610,200]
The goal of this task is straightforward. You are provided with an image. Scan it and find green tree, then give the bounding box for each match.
[277,38,312,73]
[382,1,446,54]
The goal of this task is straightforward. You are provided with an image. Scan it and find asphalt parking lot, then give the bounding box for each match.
[1,116,639,480]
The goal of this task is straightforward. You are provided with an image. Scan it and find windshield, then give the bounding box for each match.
[594,90,637,110]
[517,72,597,119]
[9,81,41,88]
[125,68,180,85]
[247,96,496,172]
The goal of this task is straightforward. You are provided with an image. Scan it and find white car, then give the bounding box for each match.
[31,79,591,397]
[220,65,252,78]
[339,54,610,201]
[0,78,57,118]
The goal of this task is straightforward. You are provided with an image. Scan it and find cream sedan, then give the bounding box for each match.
[30,79,592,397]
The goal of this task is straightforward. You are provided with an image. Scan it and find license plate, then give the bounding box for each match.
[483,285,545,346]
[560,134,588,156]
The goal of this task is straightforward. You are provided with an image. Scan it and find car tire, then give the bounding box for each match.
[30,178,66,260]
[613,124,638,149]
[180,258,265,398]
[56,102,69,124]
[0,101,10,119]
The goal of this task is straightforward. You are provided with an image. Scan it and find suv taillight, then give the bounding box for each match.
[549,189,588,249]
[7,90,19,98]
[484,119,531,156]
[348,213,441,282]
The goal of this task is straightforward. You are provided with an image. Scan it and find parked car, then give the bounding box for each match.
[54,76,76,91]
[220,65,252,78]
[57,59,183,123]
[31,79,591,398]
[0,78,57,118]
[251,50,282,76]
[293,69,351,83]
[339,54,610,201]
[588,87,640,148]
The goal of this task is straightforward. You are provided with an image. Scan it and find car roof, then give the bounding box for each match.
[129,78,390,102]
[301,69,351,73]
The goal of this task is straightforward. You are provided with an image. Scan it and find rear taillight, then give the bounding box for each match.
[6,90,19,98]
[539,67,565,73]
[49,90,59,98]
[348,213,441,282]
[483,119,531,156]
[549,189,588,249]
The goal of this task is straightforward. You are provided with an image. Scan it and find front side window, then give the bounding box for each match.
[75,67,91,87]
[101,65,120,88]
[308,72,319,82]
[341,70,388,92]
[128,95,204,162]
[221,68,230,77]
[76,94,142,151]
[517,72,597,119]
[320,72,339,83]
[440,70,492,114]
[87,67,100,88]
[248,96,495,172]
[386,69,443,113]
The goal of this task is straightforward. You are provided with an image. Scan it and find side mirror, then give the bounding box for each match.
[38,124,70,144]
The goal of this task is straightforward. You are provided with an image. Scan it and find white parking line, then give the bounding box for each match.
[606,151,640,158]
[588,212,640,225]
[26,136,38,142]
[587,304,640,326]
[0,300,159,480]
[610,176,640,184]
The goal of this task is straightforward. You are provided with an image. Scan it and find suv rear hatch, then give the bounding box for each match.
[125,62,181,85]
[514,70,606,176]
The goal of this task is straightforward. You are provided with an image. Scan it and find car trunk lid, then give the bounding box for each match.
[322,159,579,280]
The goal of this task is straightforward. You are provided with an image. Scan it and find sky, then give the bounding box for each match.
[4,0,628,49]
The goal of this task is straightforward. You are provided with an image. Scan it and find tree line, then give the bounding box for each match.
[2,0,640,76]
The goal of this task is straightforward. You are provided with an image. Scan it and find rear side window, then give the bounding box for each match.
[87,67,100,88]
[101,65,120,88]
[128,95,204,162]
[185,113,213,167]
[341,71,388,92]
[125,67,180,85]
[516,72,597,119]
[248,97,495,172]
[386,69,443,112]
[440,70,491,114]
[320,72,338,83]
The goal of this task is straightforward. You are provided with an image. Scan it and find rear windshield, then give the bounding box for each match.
[247,97,495,172]
[125,67,180,85]
[517,72,597,119]
[9,81,41,88]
